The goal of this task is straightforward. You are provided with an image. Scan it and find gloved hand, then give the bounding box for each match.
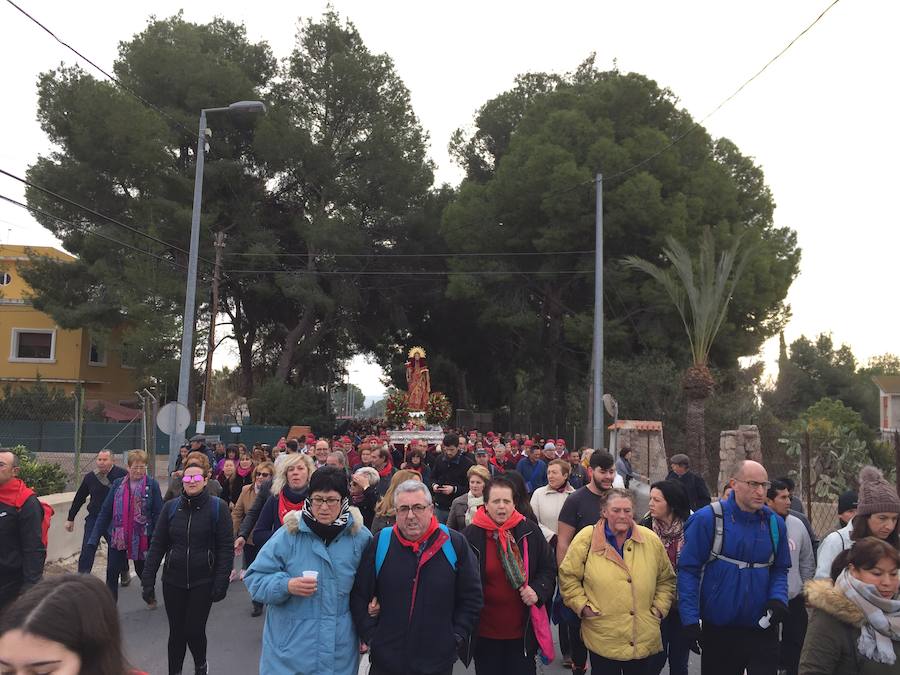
[211,585,227,603]
[141,586,155,605]
[765,599,789,625]
[683,623,702,654]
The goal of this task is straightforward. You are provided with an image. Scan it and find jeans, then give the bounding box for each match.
[474,636,535,675]
[162,581,213,675]
[649,611,691,675]
[700,623,779,675]
[78,514,106,573]
[589,652,652,674]
[105,548,144,602]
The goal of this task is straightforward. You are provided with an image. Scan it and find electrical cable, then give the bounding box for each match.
[224,249,595,258]
[0,192,187,271]
[0,168,213,267]
[3,0,198,142]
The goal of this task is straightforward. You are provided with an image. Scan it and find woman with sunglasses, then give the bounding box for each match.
[232,461,274,616]
[141,463,234,675]
[246,466,372,675]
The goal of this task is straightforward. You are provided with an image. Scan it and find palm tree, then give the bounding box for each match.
[624,228,750,482]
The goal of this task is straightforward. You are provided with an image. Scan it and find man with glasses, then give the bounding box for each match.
[351,480,482,675]
[677,460,791,675]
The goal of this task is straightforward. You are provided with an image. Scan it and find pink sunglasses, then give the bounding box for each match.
[182,474,205,484]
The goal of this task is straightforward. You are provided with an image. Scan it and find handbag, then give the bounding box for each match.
[523,537,555,663]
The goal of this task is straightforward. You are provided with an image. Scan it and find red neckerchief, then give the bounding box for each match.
[0,478,33,508]
[277,491,305,524]
[553,482,570,494]
[393,515,440,553]
[490,458,505,474]
[377,461,394,480]
[471,507,524,555]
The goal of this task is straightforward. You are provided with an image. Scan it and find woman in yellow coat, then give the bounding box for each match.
[559,488,676,674]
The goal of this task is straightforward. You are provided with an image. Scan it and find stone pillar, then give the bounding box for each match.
[612,421,667,484]
[717,425,761,494]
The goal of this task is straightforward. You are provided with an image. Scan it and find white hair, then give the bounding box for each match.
[394,479,432,505]
[354,466,380,487]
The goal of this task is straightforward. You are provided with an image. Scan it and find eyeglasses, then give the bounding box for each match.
[182,474,204,484]
[256,472,271,478]
[310,496,342,507]
[397,504,431,516]
[130,464,147,470]
[734,478,772,491]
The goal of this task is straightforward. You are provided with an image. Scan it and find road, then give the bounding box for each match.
[119,576,700,674]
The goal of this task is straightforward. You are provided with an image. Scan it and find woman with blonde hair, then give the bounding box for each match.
[251,453,315,549]
[232,460,274,616]
[370,469,422,534]
[447,464,491,531]
[86,449,163,602]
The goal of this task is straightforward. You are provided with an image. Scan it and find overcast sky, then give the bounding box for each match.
[1,0,896,399]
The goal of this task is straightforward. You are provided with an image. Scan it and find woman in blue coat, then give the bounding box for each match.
[86,449,163,602]
[245,466,372,675]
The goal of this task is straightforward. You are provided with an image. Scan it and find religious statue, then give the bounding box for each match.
[405,346,431,412]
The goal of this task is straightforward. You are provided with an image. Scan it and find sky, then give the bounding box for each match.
[1,0,897,399]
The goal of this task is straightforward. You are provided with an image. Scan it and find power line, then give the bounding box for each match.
[0,167,213,267]
[3,0,198,142]
[221,268,593,277]
[224,249,595,258]
[605,0,842,183]
[0,192,187,271]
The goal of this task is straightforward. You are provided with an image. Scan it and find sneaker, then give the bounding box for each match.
[239,569,247,581]
[229,569,238,583]
[120,570,131,587]
[562,656,573,669]
[146,599,157,610]
[195,663,208,675]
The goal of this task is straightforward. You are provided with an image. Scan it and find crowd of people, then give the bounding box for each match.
[1,427,899,675]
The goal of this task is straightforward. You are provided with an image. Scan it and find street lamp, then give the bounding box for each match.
[169,100,266,470]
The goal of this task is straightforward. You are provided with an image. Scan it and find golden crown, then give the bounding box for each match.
[408,346,426,359]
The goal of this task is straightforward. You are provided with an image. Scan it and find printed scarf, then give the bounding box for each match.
[472,507,526,590]
[277,486,308,524]
[836,568,900,664]
[652,516,685,568]
[301,496,351,545]
[111,476,149,560]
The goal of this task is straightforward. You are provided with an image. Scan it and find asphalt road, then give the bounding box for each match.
[119,575,701,675]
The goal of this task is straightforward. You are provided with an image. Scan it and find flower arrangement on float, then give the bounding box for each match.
[385,389,410,429]
[425,392,452,426]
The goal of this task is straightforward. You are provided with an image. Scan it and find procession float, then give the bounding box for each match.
[385,347,450,448]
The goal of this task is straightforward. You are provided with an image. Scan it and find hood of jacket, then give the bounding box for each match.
[282,505,364,536]
[805,578,865,626]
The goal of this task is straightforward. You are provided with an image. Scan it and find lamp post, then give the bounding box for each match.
[168,101,266,471]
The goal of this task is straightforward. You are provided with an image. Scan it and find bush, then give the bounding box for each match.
[248,378,333,432]
[8,444,67,496]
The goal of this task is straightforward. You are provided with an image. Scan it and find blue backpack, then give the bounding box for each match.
[374,524,458,576]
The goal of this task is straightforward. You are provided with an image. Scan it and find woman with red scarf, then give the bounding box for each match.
[251,453,314,550]
[462,476,556,675]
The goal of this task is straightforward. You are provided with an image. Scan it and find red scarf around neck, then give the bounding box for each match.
[377,461,394,479]
[471,507,524,554]
[393,515,440,554]
[0,478,33,508]
[278,491,305,524]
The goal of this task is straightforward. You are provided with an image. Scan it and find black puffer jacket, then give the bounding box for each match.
[142,490,233,592]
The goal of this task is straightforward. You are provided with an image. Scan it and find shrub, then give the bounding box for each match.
[7,444,67,496]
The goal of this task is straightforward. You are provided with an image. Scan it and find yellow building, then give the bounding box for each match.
[0,244,138,403]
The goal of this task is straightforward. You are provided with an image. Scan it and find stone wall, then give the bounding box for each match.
[613,422,668,484]
[717,425,762,493]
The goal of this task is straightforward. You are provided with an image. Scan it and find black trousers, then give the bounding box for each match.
[370,665,452,675]
[566,617,588,668]
[701,623,779,675]
[0,575,23,613]
[589,652,652,675]
[162,581,213,675]
[474,636,535,675]
[779,595,808,675]
[105,548,144,602]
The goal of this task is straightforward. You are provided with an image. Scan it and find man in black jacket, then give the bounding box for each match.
[430,433,474,523]
[65,449,127,574]
[351,479,482,675]
[0,450,45,610]
[666,453,711,511]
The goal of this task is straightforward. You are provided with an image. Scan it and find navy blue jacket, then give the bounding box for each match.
[516,457,548,493]
[88,476,163,547]
[677,494,790,628]
[350,526,483,675]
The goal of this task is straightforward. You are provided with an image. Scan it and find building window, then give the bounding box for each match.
[121,342,137,369]
[0,272,11,286]
[10,329,56,361]
[89,335,107,366]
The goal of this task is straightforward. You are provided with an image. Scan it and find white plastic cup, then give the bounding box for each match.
[758,610,772,629]
[302,570,319,580]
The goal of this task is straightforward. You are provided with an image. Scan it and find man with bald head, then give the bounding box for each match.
[676,460,791,675]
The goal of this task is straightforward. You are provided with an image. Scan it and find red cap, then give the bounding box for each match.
[556,439,565,446]
[510,440,519,447]
[469,431,477,437]
[306,434,316,443]
[340,436,352,444]
[486,431,494,438]
[524,439,534,447]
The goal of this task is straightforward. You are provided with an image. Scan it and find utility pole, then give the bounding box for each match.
[591,174,604,449]
[202,231,226,425]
